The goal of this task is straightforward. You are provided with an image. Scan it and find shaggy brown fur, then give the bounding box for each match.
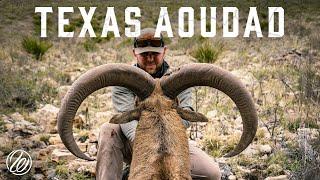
[110,80,208,180]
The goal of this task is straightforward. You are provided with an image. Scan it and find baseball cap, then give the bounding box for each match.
[133,28,165,54]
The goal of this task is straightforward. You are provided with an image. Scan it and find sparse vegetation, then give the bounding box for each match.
[191,41,224,63]
[72,172,92,180]
[0,0,319,179]
[39,134,51,145]
[22,36,52,60]
[56,164,69,179]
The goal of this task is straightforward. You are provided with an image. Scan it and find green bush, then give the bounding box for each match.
[22,36,52,60]
[56,164,69,178]
[72,172,91,180]
[83,40,96,52]
[192,41,223,63]
[39,134,50,145]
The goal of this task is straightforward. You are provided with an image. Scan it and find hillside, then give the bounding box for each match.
[0,0,319,179]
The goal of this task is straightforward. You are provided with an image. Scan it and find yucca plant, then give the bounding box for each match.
[192,41,223,63]
[22,36,52,60]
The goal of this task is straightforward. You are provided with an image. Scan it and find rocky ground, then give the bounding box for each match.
[0,0,320,180]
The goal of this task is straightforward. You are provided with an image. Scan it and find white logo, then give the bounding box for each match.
[6,149,32,175]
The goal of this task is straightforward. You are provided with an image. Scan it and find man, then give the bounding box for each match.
[96,28,221,180]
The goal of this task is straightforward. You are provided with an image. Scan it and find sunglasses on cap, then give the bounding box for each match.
[134,38,164,48]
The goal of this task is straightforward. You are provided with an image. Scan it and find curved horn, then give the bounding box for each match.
[160,63,257,157]
[58,64,155,160]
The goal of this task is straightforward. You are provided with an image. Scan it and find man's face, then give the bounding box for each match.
[133,47,167,75]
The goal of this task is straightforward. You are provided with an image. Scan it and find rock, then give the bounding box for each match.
[1,114,11,123]
[258,127,271,139]
[88,144,97,156]
[10,112,25,121]
[265,175,288,180]
[33,160,48,173]
[31,104,59,133]
[51,149,76,162]
[0,151,3,157]
[49,134,62,145]
[67,160,96,176]
[4,123,14,131]
[8,115,40,137]
[258,144,272,154]
[242,145,259,156]
[0,134,12,147]
[228,175,237,180]
[33,174,45,180]
[13,136,34,149]
[37,148,52,160]
[219,162,233,180]
[206,110,218,120]
[297,128,319,140]
[77,142,87,152]
[47,169,56,179]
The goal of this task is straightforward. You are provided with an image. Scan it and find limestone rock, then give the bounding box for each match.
[7,113,40,137]
[31,104,59,133]
[77,142,87,152]
[228,175,237,180]
[10,112,25,121]
[49,134,62,145]
[67,160,96,176]
[242,145,259,156]
[88,144,97,156]
[265,175,288,180]
[258,144,272,154]
[33,174,45,180]
[51,149,76,162]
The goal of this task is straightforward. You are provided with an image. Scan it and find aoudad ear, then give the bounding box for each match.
[176,107,208,122]
[109,107,142,124]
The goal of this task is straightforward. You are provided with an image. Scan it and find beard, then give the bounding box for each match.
[142,62,162,75]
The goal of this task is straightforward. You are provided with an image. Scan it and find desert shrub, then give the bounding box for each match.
[56,164,69,179]
[77,130,89,143]
[191,41,224,63]
[83,40,96,51]
[22,36,52,60]
[39,134,50,145]
[72,172,92,180]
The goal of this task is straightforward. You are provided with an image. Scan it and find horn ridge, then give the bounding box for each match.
[160,63,258,157]
[58,63,155,160]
